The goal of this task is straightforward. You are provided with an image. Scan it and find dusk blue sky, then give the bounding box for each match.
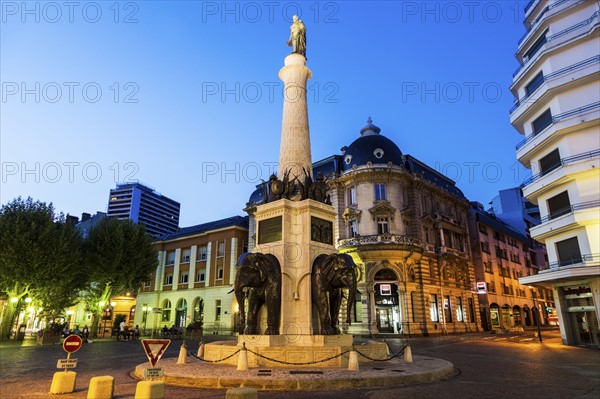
[2,1,531,227]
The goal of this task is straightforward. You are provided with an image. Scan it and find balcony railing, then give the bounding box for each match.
[524,0,539,15]
[515,102,600,150]
[518,0,579,45]
[549,253,599,269]
[513,11,600,77]
[540,200,600,223]
[338,234,422,248]
[510,55,600,114]
[521,149,600,186]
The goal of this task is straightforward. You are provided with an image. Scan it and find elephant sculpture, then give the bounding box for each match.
[311,253,360,335]
[233,252,282,335]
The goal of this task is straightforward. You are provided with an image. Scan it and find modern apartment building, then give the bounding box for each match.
[107,183,180,238]
[134,216,249,334]
[468,202,555,331]
[488,187,540,236]
[510,0,600,347]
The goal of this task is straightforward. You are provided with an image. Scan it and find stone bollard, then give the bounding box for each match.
[197,342,204,358]
[237,342,249,371]
[404,344,413,363]
[87,375,114,399]
[50,371,76,394]
[384,338,390,356]
[135,381,164,399]
[226,387,258,399]
[348,350,359,371]
[177,342,187,364]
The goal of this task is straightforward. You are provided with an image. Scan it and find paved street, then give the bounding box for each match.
[0,329,598,399]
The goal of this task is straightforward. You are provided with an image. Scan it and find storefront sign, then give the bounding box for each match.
[380,284,392,296]
[477,282,487,294]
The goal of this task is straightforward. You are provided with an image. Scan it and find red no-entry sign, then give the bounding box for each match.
[63,334,83,353]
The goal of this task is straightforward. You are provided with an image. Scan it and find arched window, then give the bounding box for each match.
[374,268,398,281]
[162,299,171,323]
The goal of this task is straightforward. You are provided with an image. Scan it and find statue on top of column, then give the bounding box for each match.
[287,15,306,58]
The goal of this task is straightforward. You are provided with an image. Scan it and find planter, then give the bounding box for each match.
[36,331,61,345]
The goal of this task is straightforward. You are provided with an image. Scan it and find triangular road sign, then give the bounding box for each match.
[141,339,171,367]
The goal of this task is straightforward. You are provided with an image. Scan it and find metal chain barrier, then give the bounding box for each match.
[188,348,241,363]
[352,343,407,362]
[245,347,351,366]
[187,341,406,365]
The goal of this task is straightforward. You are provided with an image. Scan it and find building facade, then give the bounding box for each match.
[488,187,540,236]
[134,216,248,334]
[247,119,480,336]
[468,201,555,331]
[107,183,181,238]
[510,0,600,347]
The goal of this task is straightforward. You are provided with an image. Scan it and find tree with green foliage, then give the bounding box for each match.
[0,197,84,339]
[82,217,157,336]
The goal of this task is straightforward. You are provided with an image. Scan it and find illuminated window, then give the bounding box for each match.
[430,294,439,322]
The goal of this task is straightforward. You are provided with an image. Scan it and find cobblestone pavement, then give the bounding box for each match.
[0,329,598,399]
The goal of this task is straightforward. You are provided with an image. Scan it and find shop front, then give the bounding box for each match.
[562,285,599,347]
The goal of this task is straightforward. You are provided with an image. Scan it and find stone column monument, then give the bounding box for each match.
[277,52,313,185]
[205,18,387,367]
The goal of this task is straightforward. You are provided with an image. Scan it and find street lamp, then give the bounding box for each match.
[99,301,116,338]
[530,286,543,343]
[142,305,152,336]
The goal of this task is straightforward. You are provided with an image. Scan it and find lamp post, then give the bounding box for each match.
[99,301,117,338]
[530,286,543,343]
[142,306,152,336]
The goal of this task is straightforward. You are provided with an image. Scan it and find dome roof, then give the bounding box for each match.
[341,118,403,171]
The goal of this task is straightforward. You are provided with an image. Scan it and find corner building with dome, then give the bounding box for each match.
[247,119,480,337]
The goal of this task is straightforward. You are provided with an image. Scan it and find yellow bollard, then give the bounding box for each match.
[50,371,76,394]
[177,342,187,364]
[134,381,164,399]
[197,342,204,358]
[87,375,114,399]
